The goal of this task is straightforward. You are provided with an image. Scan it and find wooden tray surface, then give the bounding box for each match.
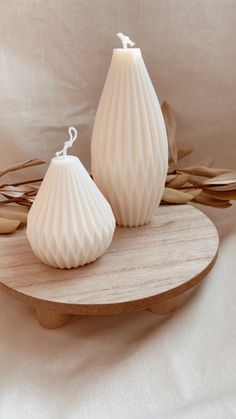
[0,205,219,315]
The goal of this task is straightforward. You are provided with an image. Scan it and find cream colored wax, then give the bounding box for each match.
[27,128,115,269]
[91,34,168,227]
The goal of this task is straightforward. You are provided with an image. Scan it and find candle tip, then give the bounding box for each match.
[116,33,135,49]
[55,127,78,158]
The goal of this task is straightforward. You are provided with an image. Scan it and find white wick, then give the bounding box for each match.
[56,127,78,158]
[116,33,135,49]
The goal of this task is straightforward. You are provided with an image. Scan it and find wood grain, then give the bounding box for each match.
[0,205,219,316]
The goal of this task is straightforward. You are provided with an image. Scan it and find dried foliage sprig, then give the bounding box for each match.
[161,101,236,208]
[0,159,44,208]
[0,103,235,235]
[0,159,45,233]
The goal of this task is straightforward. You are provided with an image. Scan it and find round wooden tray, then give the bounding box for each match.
[0,205,219,329]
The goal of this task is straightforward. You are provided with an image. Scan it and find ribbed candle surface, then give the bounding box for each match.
[27,156,115,269]
[91,48,168,227]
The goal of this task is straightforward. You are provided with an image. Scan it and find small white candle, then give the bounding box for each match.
[91,33,168,227]
[27,127,115,269]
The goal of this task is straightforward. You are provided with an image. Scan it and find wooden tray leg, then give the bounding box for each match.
[148,285,200,315]
[148,298,178,315]
[36,308,73,329]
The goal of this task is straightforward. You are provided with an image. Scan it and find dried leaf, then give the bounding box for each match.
[178,166,231,178]
[167,163,176,174]
[0,206,28,226]
[162,101,177,167]
[168,148,193,163]
[204,189,236,200]
[162,187,194,204]
[0,189,24,198]
[188,176,202,186]
[193,192,232,208]
[0,184,38,198]
[181,188,202,198]
[176,148,193,161]
[167,174,190,189]
[17,200,32,207]
[0,159,45,178]
[5,185,37,193]
[193,156,215,167]
[0,217,20,233]
[166,174,177,183]
[202,183,236,192]
[201,171,236,186]
[11,178,43,187]
[0,196,33,207]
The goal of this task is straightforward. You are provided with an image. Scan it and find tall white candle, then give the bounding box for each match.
[27,127,115,269]
[91,33,168,227]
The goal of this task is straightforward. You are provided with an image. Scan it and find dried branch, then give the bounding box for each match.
[0,159,45,178]
[162,101,177,168]
[161,101,236,207]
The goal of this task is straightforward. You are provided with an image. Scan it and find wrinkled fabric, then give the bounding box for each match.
[0,0,235,176]
[0,1,236,418]
[0,203,236,419]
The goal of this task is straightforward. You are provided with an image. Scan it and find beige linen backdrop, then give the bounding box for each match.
[0,2,236,419]
[0,0,235,176]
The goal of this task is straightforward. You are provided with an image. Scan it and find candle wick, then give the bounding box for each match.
[56,127,78,158]
[116,33,135,49]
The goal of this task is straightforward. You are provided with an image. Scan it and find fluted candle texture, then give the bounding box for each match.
[27,155,115,269]
[91,47,168,227]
